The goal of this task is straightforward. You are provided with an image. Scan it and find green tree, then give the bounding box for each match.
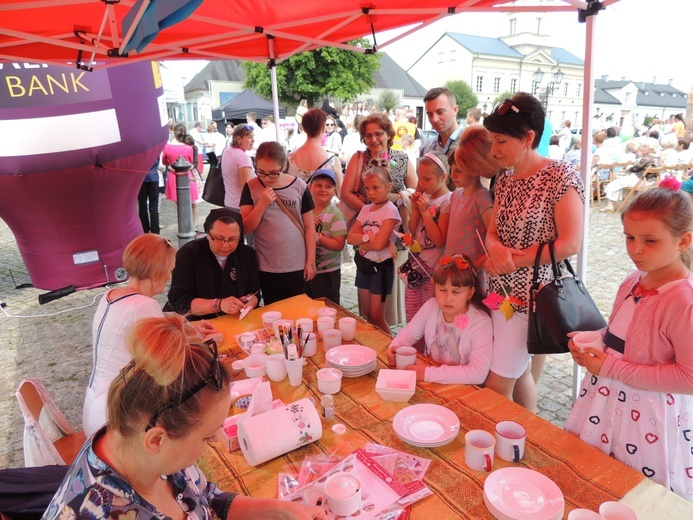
[376,91,400,113]
[243,39,380,107]
[444,80,478,119]
[492,90,515,107]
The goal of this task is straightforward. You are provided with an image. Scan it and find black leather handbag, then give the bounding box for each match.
[527,242,606,354]
[202,161,225,207]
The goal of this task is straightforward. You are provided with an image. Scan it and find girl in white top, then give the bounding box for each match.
[347,160,401,331]
[387,254,493,384]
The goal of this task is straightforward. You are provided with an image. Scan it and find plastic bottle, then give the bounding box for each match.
[320,394,335,421]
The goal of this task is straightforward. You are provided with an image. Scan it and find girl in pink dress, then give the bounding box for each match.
[565,186,693,501]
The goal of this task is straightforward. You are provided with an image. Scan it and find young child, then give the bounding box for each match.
[387,254,493,384]
[347,160,401,331]
[404,152,452,332]
[306,168,347,304]
[239,141,316,305]
[565,186,693,501]
[444,126,496,286]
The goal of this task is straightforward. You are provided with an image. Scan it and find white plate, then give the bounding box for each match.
[484,468,564,520]
[392,404,460,446]
[325,344,377,368]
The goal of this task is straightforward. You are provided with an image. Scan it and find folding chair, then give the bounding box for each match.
[616,166,664,212]
[15,379,86,467]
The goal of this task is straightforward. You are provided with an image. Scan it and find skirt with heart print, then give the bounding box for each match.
[565,349,693,502]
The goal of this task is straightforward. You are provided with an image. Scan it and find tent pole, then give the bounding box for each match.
[267,35,281,143]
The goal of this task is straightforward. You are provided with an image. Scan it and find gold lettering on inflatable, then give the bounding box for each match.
[4,72,91,97]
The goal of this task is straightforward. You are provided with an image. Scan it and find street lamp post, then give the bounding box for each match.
[533,66,564,113]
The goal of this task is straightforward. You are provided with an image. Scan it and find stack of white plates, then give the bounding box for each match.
[483,467,564,520]
[392,403,460,447]
[325,344,377,378]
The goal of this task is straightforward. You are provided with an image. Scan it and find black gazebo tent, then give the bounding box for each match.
[212,89,287,125]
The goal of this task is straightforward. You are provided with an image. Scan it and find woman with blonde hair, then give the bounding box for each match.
[48,316,325,519]
[82,234,216,437]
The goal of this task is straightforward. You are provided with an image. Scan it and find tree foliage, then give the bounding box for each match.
[243,39,380,107]
[444,80,478,119]
[377,91,400,113]
[492,90,515,107]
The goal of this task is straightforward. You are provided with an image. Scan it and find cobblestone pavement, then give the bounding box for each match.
[0,191,631,468]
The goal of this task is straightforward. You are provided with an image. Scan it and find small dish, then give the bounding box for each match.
[375,369,416,402]
[242,354,267,378]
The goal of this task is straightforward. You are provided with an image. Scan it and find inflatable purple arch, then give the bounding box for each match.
[0,61,168,290]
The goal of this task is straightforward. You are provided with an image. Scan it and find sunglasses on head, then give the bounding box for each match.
[493,101,520,116]
[145,338,222,431]
[368,158,389,168]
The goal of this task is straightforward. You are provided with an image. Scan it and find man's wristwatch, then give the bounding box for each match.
[362,234,370,244]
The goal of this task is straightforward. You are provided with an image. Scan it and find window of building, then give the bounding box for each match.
[561,111,566,122]
[476,76,484,92]
[509,18,517,35]
[576,83,582,97]
[493,77,501,93]
[438,52,444,64]
[449,49,456,62]
[536,17,542,34]
[625,92,631,102]
[531,80,539,96]
[510,78,517,93]
[563,82,569,97]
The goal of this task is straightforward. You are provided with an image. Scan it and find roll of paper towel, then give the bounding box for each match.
[237,397,322,466]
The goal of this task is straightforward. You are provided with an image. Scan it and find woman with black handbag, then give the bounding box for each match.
[221,124,255,211]
[482,93,585,413]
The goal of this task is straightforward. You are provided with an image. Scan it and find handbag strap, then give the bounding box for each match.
[275,196,306,239]
[315,154,336,172]
[532,241,579,288]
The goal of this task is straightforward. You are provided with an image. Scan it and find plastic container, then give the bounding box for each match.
[316,367,343,394]
[320,394,335,421]
[375,369,416,402]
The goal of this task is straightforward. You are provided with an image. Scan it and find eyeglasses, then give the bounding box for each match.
[325,123,334,127]
[364,131,386,140]
[257,170,282,179]
[368,158,389,168]
[493,101,520,116]
[146,339,222,431]
[209,234,240,245]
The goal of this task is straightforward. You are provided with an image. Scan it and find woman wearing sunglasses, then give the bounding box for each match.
[323,115,342,156]
[221,124,256,211]
[46,315,325,520]
[482,92,585,413]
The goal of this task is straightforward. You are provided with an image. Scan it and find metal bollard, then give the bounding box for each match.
[171,155,195,245]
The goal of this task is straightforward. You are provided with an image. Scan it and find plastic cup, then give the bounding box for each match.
[568,509,605,520]
[324,472,362,517]
[338,317,357,341]
[465,429,495,472]
[573,330,605,353]
[302,332,317,357]
[395,346,417,370]
[322,329,342,350]
[599,501,638,520]
[317,316,335,336]
[317,307,338,319]
[250,342,266,356]
[273,319,295,340]
[242,354,267,378]
[284,357,305,387]
[495,421,526,462]
[262,311,282,333]
[295,317,314,333]
[265,353,288,381]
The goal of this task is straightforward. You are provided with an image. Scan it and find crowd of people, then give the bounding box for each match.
[49,88,693,518]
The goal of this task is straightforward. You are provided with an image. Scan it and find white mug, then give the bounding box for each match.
[338,317,357,341]
[494,421,526,462]
[395,346,417,370]
[599,501,638,520]
[324,472,361,517]
[465,429,495,472]
[572,330,605,353]
[322,329,342,350]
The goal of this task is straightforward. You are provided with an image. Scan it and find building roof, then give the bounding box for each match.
[550,47,583,66]
[446,33,523,58]
[375,53,427,97]
[184,60,245,93]
[595,78,687,109]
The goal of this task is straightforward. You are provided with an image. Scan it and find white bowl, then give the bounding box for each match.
[242,354,267,378]
[317,367,343,394]
[375,369,416,402]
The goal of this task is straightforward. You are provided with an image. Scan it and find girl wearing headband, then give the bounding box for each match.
[387,254,492,384]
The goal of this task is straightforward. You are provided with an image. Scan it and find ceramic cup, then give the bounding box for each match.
[494,421,526,462]
[242,354,267,378]
[599,501,638,520]
[284,357,305,387]
[338,317,357,341]
[572,330,605,354]
[465,429,495,472]
[317,307,338,319]
[317,316,335,336]
[568,509,606,520]
[265,353,288,381]
[273,319,295,340]
[395,346,417,370]
[262,311,282,334]
[302,333,317,357]
[317,367,343,394]
[322,329,342,350]
[324,472,362,517]
[295,317,314,334]
[239,332,256,352]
